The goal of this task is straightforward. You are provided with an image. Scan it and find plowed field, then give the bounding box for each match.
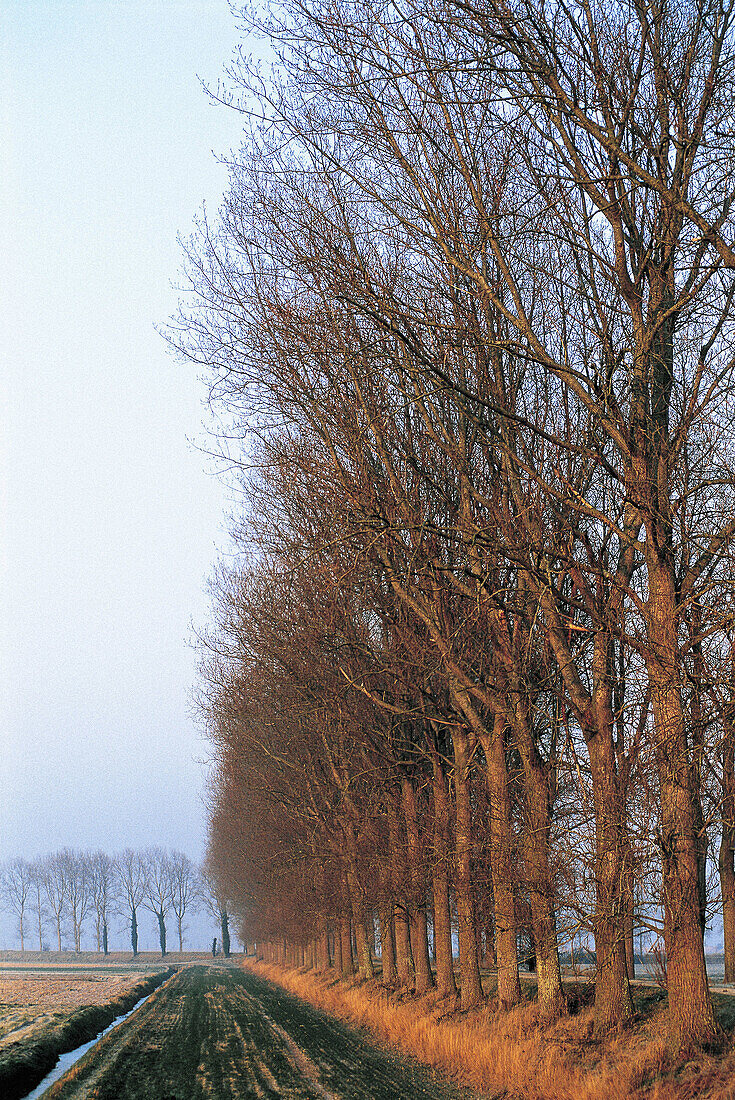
[44,966,476,1099]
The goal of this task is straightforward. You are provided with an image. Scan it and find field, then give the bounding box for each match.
[6,954,735,1099]
[33,965,474,1099]
[0,954,178,1099]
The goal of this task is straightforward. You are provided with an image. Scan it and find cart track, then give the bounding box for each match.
[43,966,476,1100]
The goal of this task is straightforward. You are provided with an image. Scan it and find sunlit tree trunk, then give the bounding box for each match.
[378,894,397,985]
[452,729,483,1008]
[343,824,374,979]
[721,651,735,984]
[625,894,635,982]
[317,919,330,971]
[386,795,414,987]
[340,915,355,977]
[333,922,343,975]
[431,750,458,998]
[586,728,634,1032]
[507,697,564,1015]
[401,776,435,993]
[479,714,520,1009]
[646,552,716,1042]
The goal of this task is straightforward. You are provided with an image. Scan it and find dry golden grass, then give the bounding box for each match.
[246,962,735,1099]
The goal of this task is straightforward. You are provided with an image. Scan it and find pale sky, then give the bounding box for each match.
[1,0,249,899]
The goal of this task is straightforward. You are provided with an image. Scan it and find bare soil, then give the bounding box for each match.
[44,965,476,1099]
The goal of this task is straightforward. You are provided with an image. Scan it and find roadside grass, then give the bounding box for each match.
[243,965,478,1100]
[248,961,735,1099]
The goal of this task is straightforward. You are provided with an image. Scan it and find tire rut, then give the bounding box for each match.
[42,966,477,1100]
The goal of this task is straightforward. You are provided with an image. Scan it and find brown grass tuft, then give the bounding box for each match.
[246,962,735,1099]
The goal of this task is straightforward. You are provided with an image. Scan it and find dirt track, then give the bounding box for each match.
[44,966,474,1100]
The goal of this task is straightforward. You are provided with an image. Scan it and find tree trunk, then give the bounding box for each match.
[646,557,716,1043]
[317,917,330,971]
[343,825,374,979]
[103,922,108,956]
[333,923,343,974]
[386,796,414,987]
[353,916,374,979]
[721,710,735,983]
[340,915,355,977]
[586,729,634,1032]
[453,730,483,1007]
[720,645,735,984]
[542,612,634,1030]
[722,824,735,985]
[480,714,520,1010]
[131,908,138,956]
[521,791,564,1013]
[401,776,435,993]
[178,916,184,953]
[508,699,565,1015]
[221,909,231,958]
[625,896,635,981]
[157,911,167,957]
[431,752,458,997]
[378,899,397,985]
[315,866,331,971]
[36,888,43,951]
[688,603,709,940]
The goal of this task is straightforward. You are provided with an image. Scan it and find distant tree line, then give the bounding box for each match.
[173,0,735,1048]
[0,848,232,958]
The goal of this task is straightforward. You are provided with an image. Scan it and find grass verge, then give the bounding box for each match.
[0,968,174,1100]
[246,962,735,1099]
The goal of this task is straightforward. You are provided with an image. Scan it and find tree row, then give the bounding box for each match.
[0,848,232,957]
[176,0,735,1045]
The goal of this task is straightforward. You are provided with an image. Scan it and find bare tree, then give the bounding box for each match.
[142,847,174,957]
[29,859,46,951]
[172,0,735,1047]
[90,851,115,954]
[200,867,232,959]
[169,851,198,953]
[0,858,33,951]
[43,853,68,952]
[61,850,93,953]
[115,848,147,956]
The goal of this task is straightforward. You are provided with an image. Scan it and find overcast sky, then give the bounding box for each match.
[1,0,250,899]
